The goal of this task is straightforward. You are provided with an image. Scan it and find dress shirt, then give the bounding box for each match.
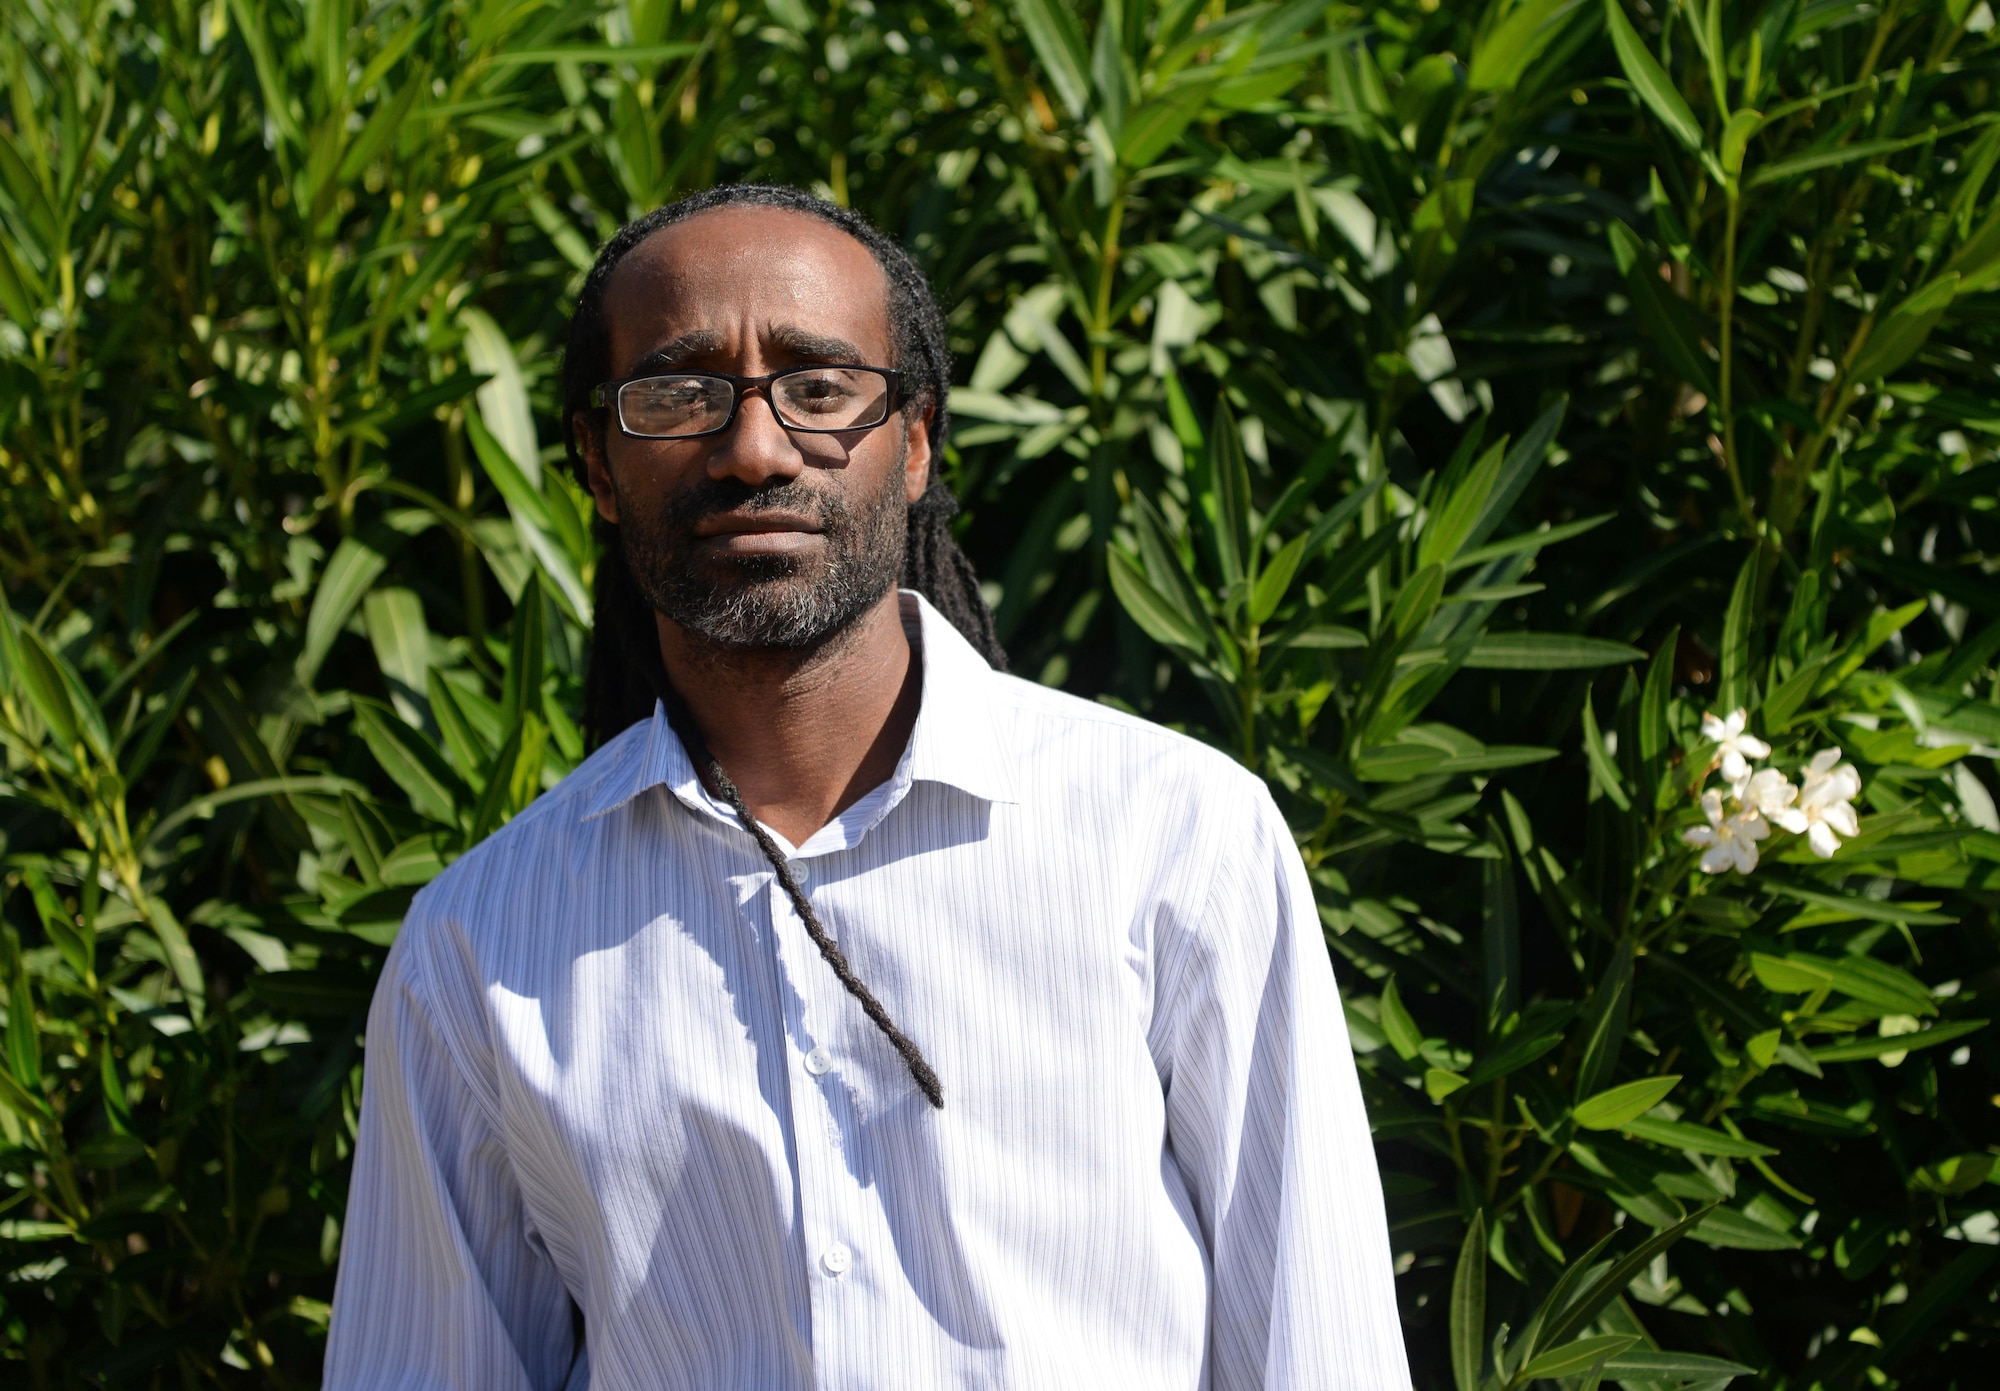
[324,591,1409,1391]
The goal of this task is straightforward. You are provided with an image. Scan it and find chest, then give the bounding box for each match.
[479,792,1172,1216]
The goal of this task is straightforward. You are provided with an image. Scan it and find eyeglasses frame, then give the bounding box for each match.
[588,365,906,441]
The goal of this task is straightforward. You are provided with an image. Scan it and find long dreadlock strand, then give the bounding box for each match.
[565,187,991,1102]
[648,674,945,1108]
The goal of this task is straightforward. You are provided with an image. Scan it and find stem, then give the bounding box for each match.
[1716,187,1754,525]
[1088,178,1128,424]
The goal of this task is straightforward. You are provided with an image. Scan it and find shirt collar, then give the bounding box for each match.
[577,590,1017,825]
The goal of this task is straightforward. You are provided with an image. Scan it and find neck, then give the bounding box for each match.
[655,589,921,846]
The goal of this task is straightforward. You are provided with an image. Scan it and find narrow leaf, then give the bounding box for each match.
[1380,977,1423,1061]
[1718,548,1759,711]
[1603,0,1703,150]
[1574,1074,1681,1129]
[1451,1209,1488,1391]
[1465,634,1645,669]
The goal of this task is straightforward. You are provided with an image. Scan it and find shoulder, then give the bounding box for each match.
[399,718,651,940]
[986,670,1266,803]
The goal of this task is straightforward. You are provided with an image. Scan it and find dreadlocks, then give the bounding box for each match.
[563,183,1005,749]
[561,184,999,1108]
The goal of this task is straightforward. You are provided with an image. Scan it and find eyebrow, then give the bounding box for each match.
[627,324,869,377]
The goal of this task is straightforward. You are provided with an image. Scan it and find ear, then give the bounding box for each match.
[576,411,619,524]
[902,399,934,504]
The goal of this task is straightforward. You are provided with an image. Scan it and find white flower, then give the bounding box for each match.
[1770,749,1863,859]
[1701,708,1772,785]
[1737,767,1799,820]
[1683,788,1770,874]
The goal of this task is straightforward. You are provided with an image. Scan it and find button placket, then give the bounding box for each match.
[764,860,866,1362]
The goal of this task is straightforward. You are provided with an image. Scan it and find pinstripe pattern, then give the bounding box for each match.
[324,592,1410,1391]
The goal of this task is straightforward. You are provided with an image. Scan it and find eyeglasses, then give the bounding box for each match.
[590,366,904,440]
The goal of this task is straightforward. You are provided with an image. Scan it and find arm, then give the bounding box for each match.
[325,922,579,1391]
[1157,780,1410,1391]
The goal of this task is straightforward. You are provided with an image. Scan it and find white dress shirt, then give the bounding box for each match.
[325,591,1409,1391]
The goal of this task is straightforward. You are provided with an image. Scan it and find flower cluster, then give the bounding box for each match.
[1681,710,1863,875]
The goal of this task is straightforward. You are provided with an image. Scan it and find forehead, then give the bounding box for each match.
[601,206,893,368]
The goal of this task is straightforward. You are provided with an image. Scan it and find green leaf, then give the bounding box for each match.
[300,536,388,687]
[1695,1206,1802,1250]
[1603,0,1703,151]
[1518,1334,1641,1381]
[1621,1115,1778,1157]
[1581,687,1632,811]
[485,42,702,66]
[364,588,433,728]
[1463,1028,1564,1090]
[1604,1350,1755,1379]
[1464,633,1645,668]
[1463,400,1567,563]
[1607,219,1718,395]
[351,697,469,825]
[1638,627,1677,789]
[502,575,547,732]
[1576,937,1636,1097]
[1380,977,1423,1061]
[1109,546,1212,654]
[9,622,78,750]
[1418,439,1508,570]
[1750,951,1937,1016]
[1810,1018,1985,1063]
[1210,400,1253,589]
[1451,1208,1487,1391]
[1250,532,1310,626]
[1449,511,1615,572]
[1009,0,1093,121]
[1720,107,1762,175]
[1574,1074,1681,1129]
[467,409,552,531]
[1912,1152,1995,1196]
[6,960,41,1094]
[462,307,541,489]
[1851,273,1959,382]
[1538,1206,1711,1349]
[1118,84,1212,167]
[141,897,207,1017]
[1718,548,1760,711]
[1767,881,1955,927]
[1482,824,1520,1033]
[1748,133,1958,190]
[1427,1067,1471,1102]
[22,865,91,985]
[1467,0,1579,93]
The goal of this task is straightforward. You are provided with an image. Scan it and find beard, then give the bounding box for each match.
[615,454,909,653]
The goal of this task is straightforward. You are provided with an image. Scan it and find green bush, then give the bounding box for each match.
[3,0,1998,1384]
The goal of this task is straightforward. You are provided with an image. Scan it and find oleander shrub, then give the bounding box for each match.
[2,0,1998,1385]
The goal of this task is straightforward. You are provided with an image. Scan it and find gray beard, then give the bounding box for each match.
[616,454,909,652]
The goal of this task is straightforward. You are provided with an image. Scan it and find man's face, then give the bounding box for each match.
[578,206,932,651]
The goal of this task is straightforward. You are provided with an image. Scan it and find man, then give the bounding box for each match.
[325,184,1408,1390]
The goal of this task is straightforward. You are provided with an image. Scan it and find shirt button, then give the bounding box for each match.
[821,1243,852,1276]
[790,861,811,886]
[804,1047,833,1076]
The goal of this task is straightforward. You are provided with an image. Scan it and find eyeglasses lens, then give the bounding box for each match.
[619,376,734,437]
[771,368,889,430]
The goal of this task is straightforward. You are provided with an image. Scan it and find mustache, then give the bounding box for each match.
[659,476,845,531]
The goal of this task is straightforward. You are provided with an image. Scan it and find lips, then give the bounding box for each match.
[693,512,823,539]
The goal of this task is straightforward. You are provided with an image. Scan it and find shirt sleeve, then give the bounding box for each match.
[324,917,581,1391]
[1156,779,1411,1391]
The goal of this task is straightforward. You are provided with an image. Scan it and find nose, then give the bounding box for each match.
[705,384,805,489]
